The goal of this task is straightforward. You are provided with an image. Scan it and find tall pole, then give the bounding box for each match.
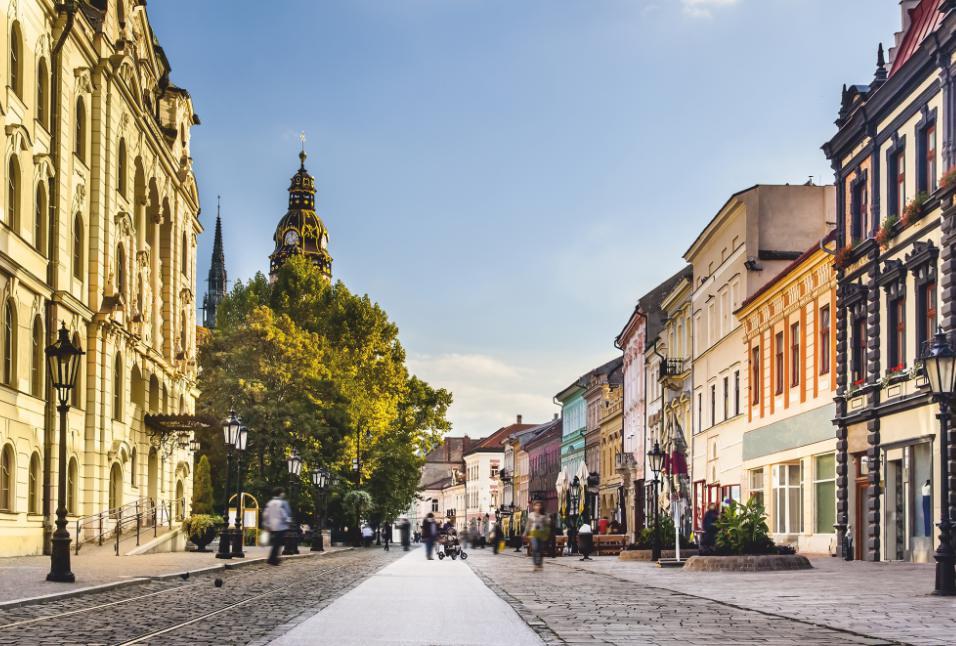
[230,451,245,558]
[934,399,956,595]
[652,473,661,562]
[215,449,233,559]
[311,486,325,552]
[47,402,74,582]
[283,472,300,555]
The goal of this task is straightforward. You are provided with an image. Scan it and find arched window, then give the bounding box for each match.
[181,231,188,276]
[113,353,123,421]
[130,447,137,487]
[34,183,47,252]
[0,445,14,511]
[7,156,20,230]
[31,317,43,397]
[2,301,15,387]
[67,457,77,514]
[73,214,84,281]
[75,99,86,162]
[28,452,40,514]
[10,22,22,98]
[37,59,49,129]
[117,139,127,197]
[116,244,126,297]
[71,332,83,408]
[180,311,187,352]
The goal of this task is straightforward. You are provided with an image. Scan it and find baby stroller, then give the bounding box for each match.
[437,531,468,560]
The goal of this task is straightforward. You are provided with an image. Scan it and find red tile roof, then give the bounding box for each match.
[465,423,538,454]
[890,0,945,77]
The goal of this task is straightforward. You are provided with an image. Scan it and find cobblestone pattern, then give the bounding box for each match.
[0,548,400,645]
[467,552,897,646]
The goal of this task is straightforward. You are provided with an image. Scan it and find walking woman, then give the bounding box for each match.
[524,501,551,570]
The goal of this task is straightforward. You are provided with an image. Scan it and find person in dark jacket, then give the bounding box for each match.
[382,522,393,551]
[701,503,720,554]
[421,513,438,560]
[399,517,411,551]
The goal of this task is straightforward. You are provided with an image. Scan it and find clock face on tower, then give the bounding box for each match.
[284,229,300,246]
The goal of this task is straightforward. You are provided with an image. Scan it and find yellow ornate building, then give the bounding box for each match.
[598,383,622,523]
[0,0,200,556]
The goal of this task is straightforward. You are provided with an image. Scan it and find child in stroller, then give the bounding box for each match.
[437,526,468,560]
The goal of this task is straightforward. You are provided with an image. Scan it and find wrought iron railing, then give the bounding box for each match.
[74,498,172,555]
[659,358,686,380]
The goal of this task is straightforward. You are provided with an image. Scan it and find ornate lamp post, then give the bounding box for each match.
[46,323,84,583]
[230,426,248,558]
[216,410,241,559]
[568,476,581,553]
[283,450,303,555]
[311,467,329,552]
[922,329,956,596]
[647,441,665,562]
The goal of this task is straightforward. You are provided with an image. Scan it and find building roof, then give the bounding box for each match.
[465,421,538,455]
[423,436,478,463]
[523,417,563,451]
[421,475,453,491]
[615,266,692,351]
[737,229,835,314]
[890,0,945,78]
[555,356,623,402]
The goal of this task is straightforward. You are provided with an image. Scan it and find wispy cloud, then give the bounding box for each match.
[681,0,739,18]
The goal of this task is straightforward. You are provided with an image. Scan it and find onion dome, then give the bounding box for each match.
[269,148,332,280]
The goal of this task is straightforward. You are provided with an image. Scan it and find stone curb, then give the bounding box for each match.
[0,547,349,609]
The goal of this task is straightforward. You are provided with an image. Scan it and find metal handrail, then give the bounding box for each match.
[74,498,169,555]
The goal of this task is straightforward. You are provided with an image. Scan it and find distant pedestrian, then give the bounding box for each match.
[383,523,393,551]
[608,519,622,535]
[263,487,292,566]
[701,502,720,554]
[598,516,609,535]
[399,518,411,551]
[361,524,374,548]
[524,501,551,570]
[422,513,438,560]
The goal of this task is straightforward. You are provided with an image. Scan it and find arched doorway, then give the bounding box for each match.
[109,463,123,513]
[147,447,158,503]
[175,479,185,520]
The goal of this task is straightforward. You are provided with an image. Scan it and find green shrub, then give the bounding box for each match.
[714,498,775,555]
[191,455,215,515]
[182,513,223,537]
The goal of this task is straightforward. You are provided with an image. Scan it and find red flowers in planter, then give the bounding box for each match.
[833,245,853,270]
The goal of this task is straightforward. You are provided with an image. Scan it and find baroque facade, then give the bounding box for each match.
[0,1,201,556]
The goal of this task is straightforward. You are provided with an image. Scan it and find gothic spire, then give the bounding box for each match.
[873,43,888,88]
[203,196,228,328]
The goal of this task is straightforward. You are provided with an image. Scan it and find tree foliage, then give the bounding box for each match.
[197,256,452,525]
[191,455,215,515]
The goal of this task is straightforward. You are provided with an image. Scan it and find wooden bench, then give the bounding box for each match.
[591,534,627,556]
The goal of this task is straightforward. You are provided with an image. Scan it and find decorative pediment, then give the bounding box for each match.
[877,259,906,290]
[74,67,93,94]
[33,153,55,180]
[5,123,32,152]
[842,282,867,311]
[905,240,939,273]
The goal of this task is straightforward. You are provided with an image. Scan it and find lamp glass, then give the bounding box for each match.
[236,427,248,452]
[288,451,302,476]
[648,441,664,476]
[923,330,956,397]
[222,410,241,447]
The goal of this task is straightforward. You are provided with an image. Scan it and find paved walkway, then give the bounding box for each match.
[269,548,543,646]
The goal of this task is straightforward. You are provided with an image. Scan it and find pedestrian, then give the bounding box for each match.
[263,487,292,566]
[422,512,438,560]
[361,524,374,548]
[399,517,411,551]
[491,520,503,554]
[383,522,393,551]
[598,515,609,535]
[701,502,720,554]
[524,501,551,570]
[608,518,622,535]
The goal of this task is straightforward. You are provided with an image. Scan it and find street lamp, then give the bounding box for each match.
[311,467,329,552]
[230,426,248,558]
[216,410,241,559]
[284,450,303,555]
[568,476,581,555]
[46,323,84,583]
[648,440,665,562]
[922,328,956,596]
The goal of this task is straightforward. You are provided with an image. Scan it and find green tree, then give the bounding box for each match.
[191,455,215,515]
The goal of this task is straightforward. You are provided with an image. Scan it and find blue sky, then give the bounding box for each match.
[150,0,899,437]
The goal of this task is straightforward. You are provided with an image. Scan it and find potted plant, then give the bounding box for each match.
[900,192,929,227]
[833,245,853,270]
[941,167,956,192]
[182,514,223,552]
[875,216,898,250]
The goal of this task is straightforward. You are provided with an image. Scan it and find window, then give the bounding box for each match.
[181,232,188,276]
[75,99,86,162]
[819,306,831,375]
[0,445,13,511]
[772,463,803,534]
[490,463,499,478]
[918,281,937,353]
[920,124,938,194]
[734,371,740,416]
[73,214,84,281]
[31,318,43,397]
[888,296,906,370]
[431,499,439,513]
[71,333,83,409]
[775,332,784,395]
[67,457,77,514]
[814,454,836,534]
[851,179,867,242]
[697,393,702,433]
[710,385,716,427]
[852,317,866,384]
[7,156,20,230]
[749,469,764,508]
[34,184,47,252]
[889,149,905,217]
[3,301,15,387]
[722,376,729,421]
[791,322,800,388]
[751,347,760,405]
[117,140,127,197]
[37,59,49,128]
[9,22,22,98]
[113,353,123,421]
[116,245,126,296]
[28,452,40,513]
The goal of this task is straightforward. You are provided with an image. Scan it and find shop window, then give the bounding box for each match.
[814,454,836,534]
[772,463,803,534]
[749,469,764,508]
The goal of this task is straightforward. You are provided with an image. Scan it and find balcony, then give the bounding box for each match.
[498,467,513,483]
[615,452,636,474]
[659,358,686,381]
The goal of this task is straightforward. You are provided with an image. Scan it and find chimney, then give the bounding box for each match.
[553,413,559,420]
[516,414,523,424]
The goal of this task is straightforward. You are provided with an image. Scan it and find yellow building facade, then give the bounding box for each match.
[0,0,200,556]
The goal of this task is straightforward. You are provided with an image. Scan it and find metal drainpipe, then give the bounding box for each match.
[42,2,77,556]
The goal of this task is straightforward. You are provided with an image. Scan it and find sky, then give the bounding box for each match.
[149,0,900,438]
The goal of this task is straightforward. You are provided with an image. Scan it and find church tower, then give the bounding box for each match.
[269,145,332,281]
[202,198,227,328]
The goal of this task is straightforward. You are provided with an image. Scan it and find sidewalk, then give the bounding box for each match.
[0,539,340,606]
[269,548,543,646]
